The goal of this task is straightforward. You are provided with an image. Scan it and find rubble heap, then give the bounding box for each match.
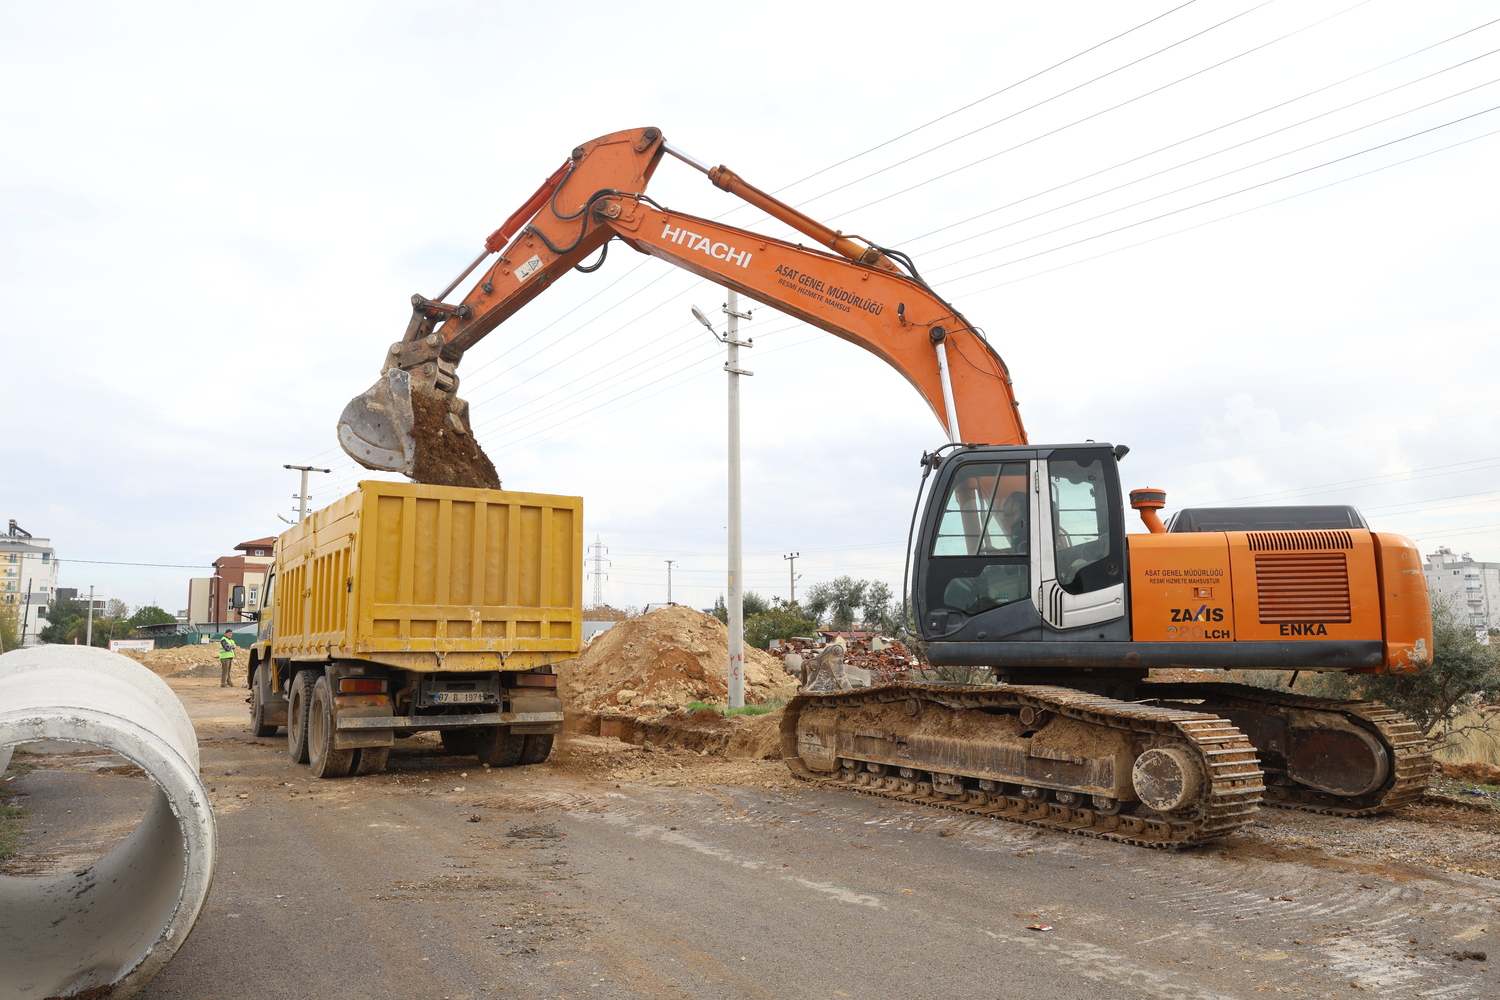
[557,605,798,712]
[768,633,919,683]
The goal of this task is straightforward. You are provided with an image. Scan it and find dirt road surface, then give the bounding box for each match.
[5,679,1500,999]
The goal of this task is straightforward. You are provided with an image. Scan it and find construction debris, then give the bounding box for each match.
[768,633,920,684]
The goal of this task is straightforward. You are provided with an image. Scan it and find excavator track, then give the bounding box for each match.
[780,682,1264,849]
[1138,682,1432,816]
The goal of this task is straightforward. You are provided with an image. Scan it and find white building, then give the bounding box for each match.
[2,519,59,644]
[1425,546,1500,631]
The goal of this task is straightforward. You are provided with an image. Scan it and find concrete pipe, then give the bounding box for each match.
[0,646,216,998]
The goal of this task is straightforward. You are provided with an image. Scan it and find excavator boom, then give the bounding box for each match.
[337,127,1026,484]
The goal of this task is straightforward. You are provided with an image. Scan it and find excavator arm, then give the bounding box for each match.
[338,126,1027,485]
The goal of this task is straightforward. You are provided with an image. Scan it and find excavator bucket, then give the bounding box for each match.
[337,369,502,489]
[338,369,419,475]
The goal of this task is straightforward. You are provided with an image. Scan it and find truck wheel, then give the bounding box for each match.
[441,729,477,756]
[520,734,554,765]
[287,670,317,764]
[351,746,389,775]
[473,727,525,767]
[307,675,355,778]
[249,668,278,737]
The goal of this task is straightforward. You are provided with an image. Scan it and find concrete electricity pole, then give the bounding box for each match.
[85,585,95,647]
[693,292,753,710]
[664,560,676,605]
[283,464,332,522]
[784,552,800,603]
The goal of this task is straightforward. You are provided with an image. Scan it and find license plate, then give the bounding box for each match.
[434,691,487,704]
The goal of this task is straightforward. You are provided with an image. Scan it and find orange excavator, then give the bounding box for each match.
[339,127,1433,847]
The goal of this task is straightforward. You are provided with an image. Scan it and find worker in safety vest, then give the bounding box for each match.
[217,631,236,687]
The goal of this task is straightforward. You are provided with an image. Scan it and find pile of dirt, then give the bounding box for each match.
[116,644,249,678]
[556,606,798,712]
[1435,760,1500,785]
[725,710,784,760]
[409,390,501,489]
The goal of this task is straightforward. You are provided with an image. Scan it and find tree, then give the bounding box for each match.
[0,602,20,652]
[860,580,904,636]
[128,605,177,630]
[104,598,128,620]
[802,576,905,632]
[1302,593,1500,736]
[38,595,85,644]
[744,599,820,650]
[712,591,769,624]
[803,576,868,631]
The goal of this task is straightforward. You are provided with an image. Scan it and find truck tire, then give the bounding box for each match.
[473,727,525,767]
[249,667,278,737]
[351,746,389,775]
[441,728,478,756]
[287,670,317,764]
[307,675,355,778]
[520,734,554,765]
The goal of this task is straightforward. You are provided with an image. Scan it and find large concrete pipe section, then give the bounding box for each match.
[0,646,216,998]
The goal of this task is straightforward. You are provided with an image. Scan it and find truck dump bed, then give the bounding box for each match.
[273,481,582,672]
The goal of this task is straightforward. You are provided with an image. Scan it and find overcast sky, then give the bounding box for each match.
[3,0,1498,615]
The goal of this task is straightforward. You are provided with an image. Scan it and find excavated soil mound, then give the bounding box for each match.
[725,710,784,760]
[556,606,797,712]
[570,707,787,760]
[116,644,249,677]
[1436,761,1500,785]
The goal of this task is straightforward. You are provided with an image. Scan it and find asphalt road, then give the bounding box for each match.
[6,681,1500,1000]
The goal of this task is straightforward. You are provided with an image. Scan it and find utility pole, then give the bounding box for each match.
[85,584,95,648]
[664,560,676,605]
[693,292,753,710]
[587,535,610,608]
[283,464,332,522]
[784,552,801,603]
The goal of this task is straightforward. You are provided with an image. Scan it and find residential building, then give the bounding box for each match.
[2,519,58,644]
[1424,546,1500,631]
[187,537,276,624]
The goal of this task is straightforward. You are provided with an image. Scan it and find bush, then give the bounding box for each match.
[1302,593,1500,736]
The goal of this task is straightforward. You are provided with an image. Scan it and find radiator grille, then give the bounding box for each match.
[1246,529,1353,551]
[1255,551,1352,623]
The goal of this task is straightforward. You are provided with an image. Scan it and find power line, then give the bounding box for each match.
[760,1,1206,197]
[915,50,1500,262]
[796,1,1285,211]
[953,119,1500,296]
[927,85,1500,278]
[898,15,1500,250]
[819,0,1372,224]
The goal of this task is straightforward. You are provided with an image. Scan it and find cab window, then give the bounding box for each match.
[929,462,1031,617]
[932,462,1029,557]
[1049,458,1111,589]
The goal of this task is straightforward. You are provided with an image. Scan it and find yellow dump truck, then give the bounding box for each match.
[244,481,580,777]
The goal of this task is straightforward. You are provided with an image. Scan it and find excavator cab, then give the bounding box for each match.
[915,444,1132,667]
